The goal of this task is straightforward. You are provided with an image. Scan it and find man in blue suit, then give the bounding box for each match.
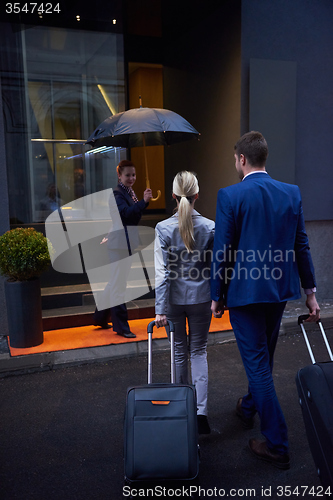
[211,131,320,470]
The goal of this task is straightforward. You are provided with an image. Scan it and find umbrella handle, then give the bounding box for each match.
[146,179,161,202]
[151,190,161,202]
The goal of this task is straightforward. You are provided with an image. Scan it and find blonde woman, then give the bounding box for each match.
[154,171,215,434]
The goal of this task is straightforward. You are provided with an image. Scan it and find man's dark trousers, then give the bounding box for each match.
[229,301,289,455]
[110,303,130,333]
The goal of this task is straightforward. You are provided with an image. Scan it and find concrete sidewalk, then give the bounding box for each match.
[0,300,333,377]
[1,321,333,499]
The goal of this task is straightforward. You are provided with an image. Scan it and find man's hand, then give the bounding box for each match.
[155,314,168,328]
[305,293,320,322]
[211,299,224,318]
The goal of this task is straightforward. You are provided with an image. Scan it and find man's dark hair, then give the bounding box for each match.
[234,131,268,167]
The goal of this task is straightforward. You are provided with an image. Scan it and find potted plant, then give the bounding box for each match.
[0,227,52,348]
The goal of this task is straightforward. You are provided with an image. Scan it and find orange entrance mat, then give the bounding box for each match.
[8,312,232,357]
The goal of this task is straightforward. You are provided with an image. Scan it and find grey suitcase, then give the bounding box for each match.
[295,315,333,489]
[124,320,199,482]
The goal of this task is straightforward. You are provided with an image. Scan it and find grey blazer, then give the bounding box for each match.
[154,209,215,315]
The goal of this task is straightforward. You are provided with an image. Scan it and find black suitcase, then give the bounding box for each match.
[295,314,333,489]
[124,320,199,483]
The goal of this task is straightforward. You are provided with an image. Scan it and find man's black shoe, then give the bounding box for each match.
[236,398,255,429]
[117,331,136,338]
[94,322,112,329]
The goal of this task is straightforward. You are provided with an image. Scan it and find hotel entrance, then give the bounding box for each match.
[3,25,126,227]
[0,11,167,334]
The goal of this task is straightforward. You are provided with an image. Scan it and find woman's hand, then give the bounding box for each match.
[143,188,153,203]
[155,314,168,328]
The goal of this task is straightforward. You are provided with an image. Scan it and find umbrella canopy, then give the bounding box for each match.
[86,107,200,149]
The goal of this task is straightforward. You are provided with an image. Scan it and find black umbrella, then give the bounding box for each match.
[86,99,200,201]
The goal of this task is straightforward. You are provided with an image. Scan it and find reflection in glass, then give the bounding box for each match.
[32,140,126,222]
[1,24,126,224]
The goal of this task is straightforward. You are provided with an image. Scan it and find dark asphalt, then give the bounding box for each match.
[1,329,332,500]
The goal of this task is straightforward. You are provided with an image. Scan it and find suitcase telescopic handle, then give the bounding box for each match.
[298,314,311,325]
[298,315,333,364]
[147,320,176,384]
[147,320,175,333]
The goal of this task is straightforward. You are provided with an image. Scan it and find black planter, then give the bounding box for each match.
[5,278,44,348]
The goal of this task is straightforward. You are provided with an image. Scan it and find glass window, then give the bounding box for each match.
[0,24,126,224]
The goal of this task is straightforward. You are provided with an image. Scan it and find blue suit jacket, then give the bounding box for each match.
[107,184,148,254]
[113,184,148,226]
[211,172,316,307]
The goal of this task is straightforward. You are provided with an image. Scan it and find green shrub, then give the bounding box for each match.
[0,228,52,281]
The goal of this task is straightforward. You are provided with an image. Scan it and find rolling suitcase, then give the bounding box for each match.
[295,314,333,489]
[124,319,199,483]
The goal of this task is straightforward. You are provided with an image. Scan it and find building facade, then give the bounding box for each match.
[1,0,332,336]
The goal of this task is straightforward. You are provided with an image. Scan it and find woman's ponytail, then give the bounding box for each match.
[172,171,199,253]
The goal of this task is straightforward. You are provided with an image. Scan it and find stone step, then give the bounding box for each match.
[42,284,93,309]
[42,299,155,331]
[41,274,155,310]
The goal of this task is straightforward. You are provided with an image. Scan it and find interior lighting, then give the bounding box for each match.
[91,146,115,154]
[97,84,117,115]
[64,145,124,160]
[66,146,105,160]
[91,146,107,154]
